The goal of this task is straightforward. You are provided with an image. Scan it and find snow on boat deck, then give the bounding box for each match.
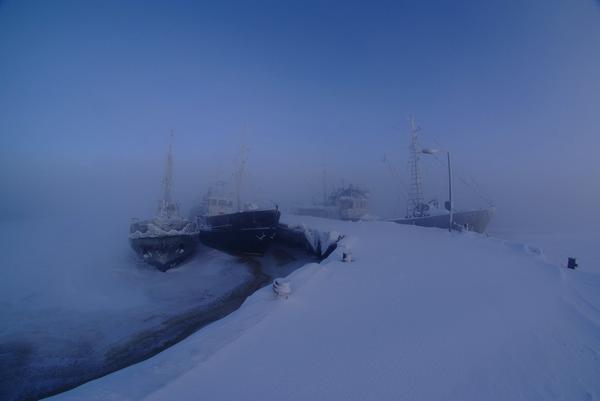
[49,214,600,401]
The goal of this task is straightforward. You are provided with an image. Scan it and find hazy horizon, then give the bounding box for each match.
[1,0,599,234]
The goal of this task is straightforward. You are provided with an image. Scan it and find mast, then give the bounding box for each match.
[407,117,424,217]
[233,143,248,212]
[158,130,176,219]
[163,130,174,204]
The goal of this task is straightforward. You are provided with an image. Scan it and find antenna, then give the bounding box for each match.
[158,129,176,219]
[407,116,424,217]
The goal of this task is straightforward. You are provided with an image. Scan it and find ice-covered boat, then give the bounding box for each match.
[129,133,198,271]
[198,206,281,256]
[391,119,494,233]
[294,184,370,221]
[194,148,280,256]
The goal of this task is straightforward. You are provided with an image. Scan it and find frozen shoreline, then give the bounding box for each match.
[3,215,599,401]
[46,215,600,401]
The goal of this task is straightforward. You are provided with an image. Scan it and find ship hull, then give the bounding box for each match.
[130,234,197,272]
[392,207,495,234]
[198,209,281,256]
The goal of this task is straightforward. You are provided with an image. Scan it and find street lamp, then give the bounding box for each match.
[421,148,453,232]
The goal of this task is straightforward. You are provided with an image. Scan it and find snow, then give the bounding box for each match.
[489,224,600,274]
[129,217,198,239]
[272,278,292,297]
[46,214,600,401]
[281,221,341,256]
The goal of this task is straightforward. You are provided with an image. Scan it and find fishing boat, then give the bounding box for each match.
[198,206,281,256]
[129,132,198,271]
[294,184,370,221]
[391,119,494,233]
[195,146,280,256]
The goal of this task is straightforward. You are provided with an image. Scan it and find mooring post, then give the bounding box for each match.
[273,278,291,298]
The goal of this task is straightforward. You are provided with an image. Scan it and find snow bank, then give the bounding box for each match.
[48,215,600,401]
[278,215,343,257]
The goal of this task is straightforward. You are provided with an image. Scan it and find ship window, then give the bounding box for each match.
[218,200,227,206]
[210,199,217,205]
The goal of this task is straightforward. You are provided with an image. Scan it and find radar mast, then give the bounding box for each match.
[407,117,424,217]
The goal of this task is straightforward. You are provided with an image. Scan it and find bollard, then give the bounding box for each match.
[273,278,291,298]
[567,257,578,270]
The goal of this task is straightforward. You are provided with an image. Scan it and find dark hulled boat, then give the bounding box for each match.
[130,215,198,271]
[129,133,198,271]
[194,144,281,256]
[198,208,281,256]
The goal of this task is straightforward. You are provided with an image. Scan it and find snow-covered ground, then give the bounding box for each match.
[489,223,600,274]
[0,215,315,401]
[45,214,600,401]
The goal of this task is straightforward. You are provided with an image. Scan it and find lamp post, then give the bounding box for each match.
[421,148,453,232]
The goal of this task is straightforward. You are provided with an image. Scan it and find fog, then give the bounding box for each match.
[1,0,599,250]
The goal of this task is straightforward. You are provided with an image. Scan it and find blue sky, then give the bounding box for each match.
[1,0,599,223]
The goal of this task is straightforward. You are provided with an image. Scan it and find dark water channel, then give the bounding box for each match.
[0,244,321,401]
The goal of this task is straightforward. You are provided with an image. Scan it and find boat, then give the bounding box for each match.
[391,119,495,233]
[294,184,370,221]
[392,200,495,233]
[194,147,281,256]
[198,206,281,256]
[129,133,198,271]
